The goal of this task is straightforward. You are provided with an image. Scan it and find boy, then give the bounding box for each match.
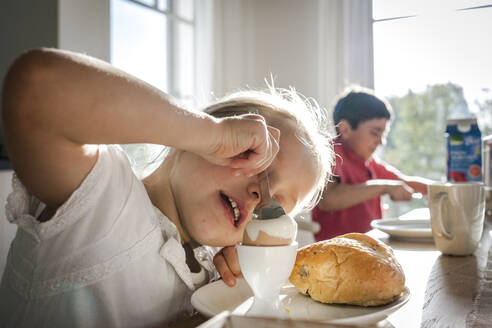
[312,87,431,241]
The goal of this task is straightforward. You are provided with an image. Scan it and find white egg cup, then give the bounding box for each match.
[236,242,298,318]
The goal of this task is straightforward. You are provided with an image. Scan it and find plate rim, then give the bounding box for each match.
[371,218,432,238]
[191,278,411,324]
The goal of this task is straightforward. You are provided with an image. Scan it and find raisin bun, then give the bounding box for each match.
[289,233,405,306]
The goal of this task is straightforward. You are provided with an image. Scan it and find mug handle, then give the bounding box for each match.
[436,192,453,239]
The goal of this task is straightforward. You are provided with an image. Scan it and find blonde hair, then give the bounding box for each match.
[133,87,334,213]
[204,87,334,214]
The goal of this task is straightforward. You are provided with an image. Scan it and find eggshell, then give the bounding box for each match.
[242,215,297,246]
[243,229,293,246]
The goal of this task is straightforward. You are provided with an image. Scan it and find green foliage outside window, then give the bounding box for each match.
[383,83,492,180]
[380,83,492,216]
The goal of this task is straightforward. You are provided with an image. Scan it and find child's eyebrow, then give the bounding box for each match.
[371,127,385,132]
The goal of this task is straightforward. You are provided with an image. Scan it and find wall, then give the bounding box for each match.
[212,0,320,102]
[0,0,110,158]
[211,0,374,110]
[58,0,110,62]
[0,0,110,278]
[0,0,59,160]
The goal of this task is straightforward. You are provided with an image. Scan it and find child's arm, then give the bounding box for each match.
[318,179,414,211]
[394,175,432,195]
[2,48,278,212]
[375,159,433,195]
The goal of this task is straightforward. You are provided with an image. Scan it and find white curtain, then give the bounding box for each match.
[208,0,250,98]
[194,0,215,106]
[317,0,374,110]
[208,0,374,111]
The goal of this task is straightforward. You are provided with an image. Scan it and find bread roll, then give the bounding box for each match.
[289,233,405,306]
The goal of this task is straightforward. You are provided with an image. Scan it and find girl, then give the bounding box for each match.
[0,48,332,327]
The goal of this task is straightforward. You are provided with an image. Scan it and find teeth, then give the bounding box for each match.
[227,197,240,222]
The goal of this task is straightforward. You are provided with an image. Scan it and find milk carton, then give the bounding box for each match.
[446,118,482,182]
[483,135,492,186]
[484,135,492,220]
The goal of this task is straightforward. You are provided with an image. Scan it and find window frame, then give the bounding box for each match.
[124,0,196,101]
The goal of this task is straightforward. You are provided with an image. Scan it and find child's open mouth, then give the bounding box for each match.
[219,192,241,227]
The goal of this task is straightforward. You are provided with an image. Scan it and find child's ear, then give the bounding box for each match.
[338,120,352,139]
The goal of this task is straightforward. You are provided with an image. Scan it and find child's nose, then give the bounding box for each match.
[246,182,262,211]
[247,176,274,215]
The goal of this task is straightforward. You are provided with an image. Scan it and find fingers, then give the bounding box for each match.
[402,185,414,201]
[389,184,414,201]
[400,184,414,201]
[213,247,242,287]
[230,125,280,177]
[206,113,280,176]
[267,125,281,142]
[213,253,236,287]
[267,126,281,161]
[222,246,242,277]
[240,128,279,176]
[404,184,415,194]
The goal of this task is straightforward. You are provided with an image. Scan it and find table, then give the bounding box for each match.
[370,219,492,328]
[175,219,492,328]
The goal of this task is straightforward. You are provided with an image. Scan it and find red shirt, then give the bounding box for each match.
[312,140,401,241]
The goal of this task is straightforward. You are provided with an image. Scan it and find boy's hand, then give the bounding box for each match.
[198,114,280,177]
[386,182,414,201]
[213,246,242,287]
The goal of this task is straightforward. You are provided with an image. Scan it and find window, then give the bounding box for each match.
[373,1,492,215]
[110,0,196,176]
[111,0,195,99]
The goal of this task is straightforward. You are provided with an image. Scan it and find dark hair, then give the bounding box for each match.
[333,87,392,132]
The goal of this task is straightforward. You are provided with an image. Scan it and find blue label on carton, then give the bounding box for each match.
[446,119,482,182]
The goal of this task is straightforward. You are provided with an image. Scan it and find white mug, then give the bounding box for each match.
[428,182,485,256]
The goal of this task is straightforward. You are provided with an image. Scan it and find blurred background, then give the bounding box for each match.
[1,0,492,268]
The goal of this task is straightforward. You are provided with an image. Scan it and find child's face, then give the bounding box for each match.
[170,118,318,247]
[342,118,389,160]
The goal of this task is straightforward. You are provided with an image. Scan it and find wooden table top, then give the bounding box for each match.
[369,219,492,328]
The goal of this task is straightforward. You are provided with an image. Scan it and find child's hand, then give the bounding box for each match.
[213,246,242,287]
[198,114,280,177]
[386,182,414,201]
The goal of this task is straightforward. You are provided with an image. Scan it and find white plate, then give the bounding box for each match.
[191,278,410,325]
[398,208,430,220]
[371,219,432,238]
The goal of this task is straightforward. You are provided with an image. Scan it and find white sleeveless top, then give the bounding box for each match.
[0,145,218,327]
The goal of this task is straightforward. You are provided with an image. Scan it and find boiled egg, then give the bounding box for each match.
[243,214,297,246]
